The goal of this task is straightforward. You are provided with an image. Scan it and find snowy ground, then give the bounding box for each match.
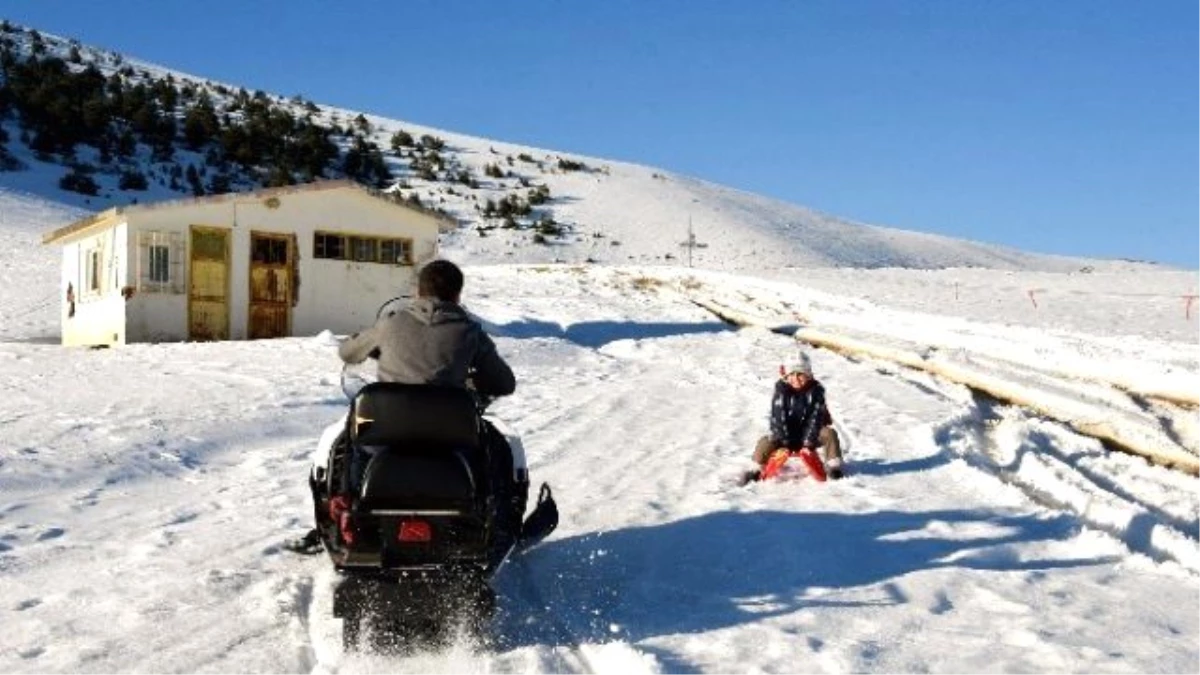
[1,208,1197,674]
[0,31,1196,672]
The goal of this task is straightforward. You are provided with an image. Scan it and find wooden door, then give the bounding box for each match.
[248,232,291,339]
[188,226,230,341]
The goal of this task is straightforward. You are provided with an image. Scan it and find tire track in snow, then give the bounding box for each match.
[501,557,599,674]
[818,347,1199,572]
[1127,393,1198,456]
[503,327,766,522]
[930,390,1200,572]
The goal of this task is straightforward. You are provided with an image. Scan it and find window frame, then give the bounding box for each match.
[379,238,413,266]
[136,230,185,294]
[148,244,170,283]
[313,230,414,266]
[314,232,346,260]
[349,236,378,263]
[86,248,102,293]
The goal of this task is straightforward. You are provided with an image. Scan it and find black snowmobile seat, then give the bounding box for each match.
[349,382,486,512]
[350,382,481,449]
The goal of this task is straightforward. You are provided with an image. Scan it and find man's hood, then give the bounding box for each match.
[403,297,469,326]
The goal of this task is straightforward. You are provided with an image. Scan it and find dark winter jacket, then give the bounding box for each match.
[338,297,516,397]
[768,379,830,450]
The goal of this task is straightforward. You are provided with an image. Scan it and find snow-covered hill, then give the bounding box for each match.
[0,24,1167,274]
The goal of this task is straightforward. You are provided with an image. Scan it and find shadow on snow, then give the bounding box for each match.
[493,508,1109,659]
[495,318,731,349]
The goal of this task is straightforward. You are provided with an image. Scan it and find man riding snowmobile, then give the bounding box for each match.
[288,259,557,649]
[291,259,530,555]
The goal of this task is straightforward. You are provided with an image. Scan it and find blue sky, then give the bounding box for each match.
[3,1,1196,267]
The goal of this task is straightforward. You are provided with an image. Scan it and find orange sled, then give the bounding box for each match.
[760,448,827,482]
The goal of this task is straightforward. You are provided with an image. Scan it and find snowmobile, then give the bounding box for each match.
[298,306,558,650]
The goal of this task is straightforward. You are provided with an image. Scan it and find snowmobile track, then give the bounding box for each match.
[506,556,599,674]
[933,392,1199,572]
[824,354,1200,571]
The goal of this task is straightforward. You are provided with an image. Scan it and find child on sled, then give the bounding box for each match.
[747,350,844,483]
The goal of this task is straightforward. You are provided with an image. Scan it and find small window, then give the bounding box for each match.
[148,245,170,282]
[192,230,226,261]
[314,231,414,266]
[87,249,101,292]
[137,231,184,294]
[314,232,345,259]
[380,239,412,265]
[349,237,377,262]
[253,237,288,264]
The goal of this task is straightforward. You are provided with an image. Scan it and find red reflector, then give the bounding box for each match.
[329,496,355,546]
[397,519,432,543]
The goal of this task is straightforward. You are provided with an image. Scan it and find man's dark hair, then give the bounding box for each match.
[417,259,464,301]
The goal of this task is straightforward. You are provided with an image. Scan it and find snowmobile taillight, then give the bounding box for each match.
[397,519,432,543]
[329,496,355,546]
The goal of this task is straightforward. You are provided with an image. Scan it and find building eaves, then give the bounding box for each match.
[44,179,459,245]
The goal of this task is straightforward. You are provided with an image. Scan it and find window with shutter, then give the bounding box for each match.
[136,230,186,293]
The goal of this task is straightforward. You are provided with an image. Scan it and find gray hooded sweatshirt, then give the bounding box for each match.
[338,298,516,397]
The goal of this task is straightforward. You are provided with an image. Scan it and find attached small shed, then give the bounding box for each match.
[42,179,455,346]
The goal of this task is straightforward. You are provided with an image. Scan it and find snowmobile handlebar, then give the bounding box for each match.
[375,295,409,321]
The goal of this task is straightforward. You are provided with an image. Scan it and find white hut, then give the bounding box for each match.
[42,180,454,346]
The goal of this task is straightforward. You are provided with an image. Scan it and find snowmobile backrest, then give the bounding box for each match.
[359,449,477,509]
[349,382,481,450]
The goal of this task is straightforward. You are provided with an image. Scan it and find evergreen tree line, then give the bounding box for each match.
[0,24,393,195]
